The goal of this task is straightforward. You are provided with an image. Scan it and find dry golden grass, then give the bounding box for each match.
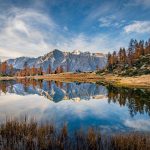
[0,72,150,88]
[103,74,150,88]
[39,72,101,83]
[0,118,150,150]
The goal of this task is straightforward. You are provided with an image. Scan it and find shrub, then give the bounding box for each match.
[0,119,150,150]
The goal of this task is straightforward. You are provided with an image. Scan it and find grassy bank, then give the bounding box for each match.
[97,74,150,89]
[0,72,100,82]
[20,73,150,88]
[0,72,150,89]
[0,119,150,150]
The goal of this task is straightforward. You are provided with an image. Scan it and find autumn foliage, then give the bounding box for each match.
[15,62,64,77]
[107,38,150,71]
[15,64,43,76]
[55,66,64,74]
[1,118,150,150]
[0,61,14,76]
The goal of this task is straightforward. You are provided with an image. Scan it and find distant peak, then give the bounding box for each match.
[43,49,62,57]
[53,49,62,52]
[72,50,81,55]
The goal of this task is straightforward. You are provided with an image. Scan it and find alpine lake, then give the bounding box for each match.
[0,79,150,134]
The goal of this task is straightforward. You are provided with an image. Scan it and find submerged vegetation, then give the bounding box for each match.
[0,118,150,150]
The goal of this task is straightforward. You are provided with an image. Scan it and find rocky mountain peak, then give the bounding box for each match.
[52,49,64,59]
[7,49,107,72]
[72,50,81,55]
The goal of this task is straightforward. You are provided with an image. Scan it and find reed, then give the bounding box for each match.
[0,118,150,150]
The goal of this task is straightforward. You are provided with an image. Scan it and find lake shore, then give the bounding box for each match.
[0,72,150,89]
[1,119,150,150]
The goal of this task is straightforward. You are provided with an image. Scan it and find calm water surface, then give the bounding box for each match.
[0,79,150,134]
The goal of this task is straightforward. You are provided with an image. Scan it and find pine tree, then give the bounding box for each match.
[0,59,1,75]
[31,65,36,76]
[139,40,144,56]
[1,61,8,75]
[118,48,123,64]
[127,42,134,66]
[47,64,51,74]
[23,62,28,76]
[145,38,150,54]
[38,66,43,75]
[9,64,14,75]
[122,48,127,65]
[112,51,117,66]
[60,66,64,73]
[107,52,112,66]
[55,66,60,74]
[144,41,149,55]
[55,66,64,74]
[118,48,127,65]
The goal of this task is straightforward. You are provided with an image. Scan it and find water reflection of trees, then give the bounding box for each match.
[0,80,15,94]
[107,85,150,117]
[0,80,150,117]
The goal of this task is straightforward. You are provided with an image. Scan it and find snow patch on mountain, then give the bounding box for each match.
[7,49,107,72]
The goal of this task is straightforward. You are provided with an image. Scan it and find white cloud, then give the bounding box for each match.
[0,56,10,62]
[98,15,125,28]
[0,7,58,58]
[99,16,115,27]
[124,119,150,131]
[55,33,128,54]
[0,7,130,60]
[124,21,150,33]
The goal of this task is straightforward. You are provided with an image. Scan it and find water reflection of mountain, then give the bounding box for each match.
[0,80,150,117]
[0,80,107,102]
[1,79,150,134]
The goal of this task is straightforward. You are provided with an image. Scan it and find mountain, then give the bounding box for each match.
[7,49,107,72]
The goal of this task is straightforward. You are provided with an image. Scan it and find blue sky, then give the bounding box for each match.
[0,0,150,60]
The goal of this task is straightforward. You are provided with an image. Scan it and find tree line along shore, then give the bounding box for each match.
[0,38,150,88]
[1,118,150,150]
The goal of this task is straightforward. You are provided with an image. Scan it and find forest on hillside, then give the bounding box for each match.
[106,38,150,76]
[0,61,64,77]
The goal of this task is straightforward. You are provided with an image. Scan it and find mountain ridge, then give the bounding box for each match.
[7,49,107,72]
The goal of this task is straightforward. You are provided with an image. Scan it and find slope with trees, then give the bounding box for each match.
[105,38,150,76]
[0,61,15,76]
